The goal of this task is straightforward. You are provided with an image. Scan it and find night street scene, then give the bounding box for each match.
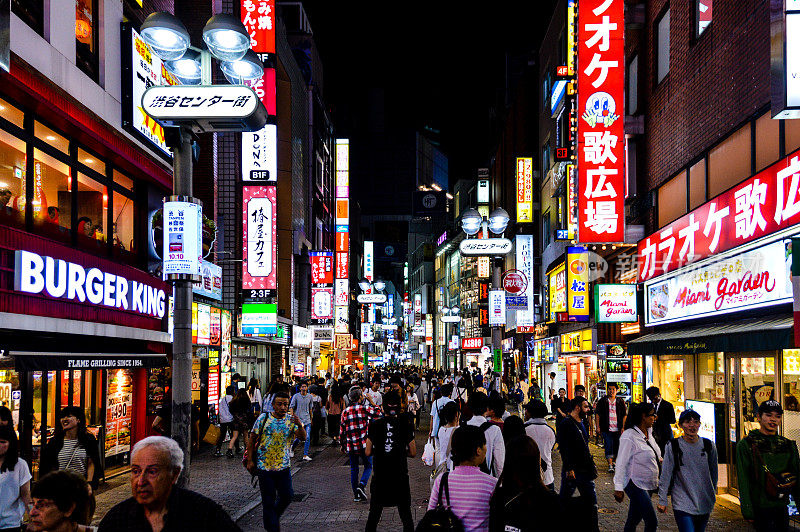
[6,0,800,530]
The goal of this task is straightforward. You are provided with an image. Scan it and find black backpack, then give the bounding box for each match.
[667,437,714,495]
[416,472,465,532]
[478,421,496,476]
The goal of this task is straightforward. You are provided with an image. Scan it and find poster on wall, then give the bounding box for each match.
[162,201,202,279]
[105,369,133,457]
[196,304,211,345]
[221,310,232,373]
[242,186,277,293]
[311,287,334,320]
[310,251,334,285]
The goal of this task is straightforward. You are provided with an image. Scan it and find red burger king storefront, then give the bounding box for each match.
[629,149,800,496]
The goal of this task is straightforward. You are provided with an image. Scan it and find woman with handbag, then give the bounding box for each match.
[39,406,102,522]
[227,389,253,459]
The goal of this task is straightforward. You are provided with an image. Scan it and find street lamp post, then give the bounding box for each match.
[460,207,510,382]
[140,11,265,485]
[357,278,386,372]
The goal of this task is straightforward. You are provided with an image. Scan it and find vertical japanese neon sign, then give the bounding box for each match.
[577,0,625,242]
[334,139,350,334]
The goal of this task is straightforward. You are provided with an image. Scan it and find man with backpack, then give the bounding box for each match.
[657,409,718,532]
[465,391,505,477]
[736,400,800,531]
[557,396,599,532]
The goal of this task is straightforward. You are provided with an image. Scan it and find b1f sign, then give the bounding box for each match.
[163,200,202,279]
[242,123,277,182]
[489,290,506,326]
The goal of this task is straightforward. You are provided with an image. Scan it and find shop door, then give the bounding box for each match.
[727,355,777,493]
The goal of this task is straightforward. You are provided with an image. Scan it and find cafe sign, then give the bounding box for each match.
[644,239,792,326]
[595,284,638,323]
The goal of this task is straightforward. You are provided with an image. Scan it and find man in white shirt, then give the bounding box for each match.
[523,400,557,490]
[365,379,383,409]
[465,391,505,477]
[214,385,235,456]
[429,383,455,443]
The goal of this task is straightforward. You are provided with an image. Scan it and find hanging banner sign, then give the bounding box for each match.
[334,305,349,333]
[489,290,506,325]
[577,0,625,242]
[163,200,202,279]
[242,186,277,291]
[357,293,387,304]
[638,149,800,282]
[644,239,793,326]
[516,235,535,325]
[194,260,222,301]
[242,123,277,182]
[516,157,534,222]
[334,279,349,306]
[567,246,590,321]
[310,251,334,285]
[459,238,513,256]
[595,284,638,322]
[311,288,334,320]
[502,269,528,294]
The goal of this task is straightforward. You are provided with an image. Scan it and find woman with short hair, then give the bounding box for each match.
[27,470,95,532]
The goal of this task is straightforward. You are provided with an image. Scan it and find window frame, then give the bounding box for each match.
[75,0,101,82]
[11,0,44,36]
[627,54,639,115]
[654,6,671,85]
[694,0,712,39]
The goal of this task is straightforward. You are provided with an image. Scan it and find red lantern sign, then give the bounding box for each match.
[502,269,528,295]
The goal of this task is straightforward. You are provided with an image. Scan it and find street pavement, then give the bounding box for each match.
[94,413,754,531]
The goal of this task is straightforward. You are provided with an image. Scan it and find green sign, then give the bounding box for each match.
[493,348,502,373]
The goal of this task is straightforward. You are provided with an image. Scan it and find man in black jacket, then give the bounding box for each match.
[646,386,676,454]
[557,397,599,532]
[595,383,627,473]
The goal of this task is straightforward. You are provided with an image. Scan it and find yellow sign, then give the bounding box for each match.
[548,263,566,321]
[516,157,534,223]
[335,334,352,350]
[566,247,589,320]
[560,329,594,353]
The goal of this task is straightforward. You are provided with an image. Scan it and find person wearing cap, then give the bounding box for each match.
[736,400,800,531]
[657,409,718,532]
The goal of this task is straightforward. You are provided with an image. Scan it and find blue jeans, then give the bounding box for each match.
[673,510,710,532]
[623,480,657,532]
[602,431,621,459]
[349,451,373,494]
[293,423,312,456]
[257,468,293,532]
[559,471,599,532]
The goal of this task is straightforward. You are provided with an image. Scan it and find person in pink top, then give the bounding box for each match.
[427,425,497,532]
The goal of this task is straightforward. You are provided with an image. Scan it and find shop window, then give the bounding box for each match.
[32,149,72,240]
[78,147,105,175]
[0,369,21,432]
[658,170,686,227]
[113,169,134,191]
[75,0,99,82]
[627,55,638,115]
[696,353,725,402]
[755,112,780,171]
[738,357,776,437]
[655,8,670,84]
[708,124,751,197]
[696,0,712,37]
[35,122,69,155]
[0,130,28,228]
[76,173,107,249]
[786,118,800,156]
[112,190,135,253]
[0,98,25,129]
[782,350,800,442]
[656,358,685,424]
[12,0,44,36]
[688,158,706,209]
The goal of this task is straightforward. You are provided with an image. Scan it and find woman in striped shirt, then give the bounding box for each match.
[428,425,498,532]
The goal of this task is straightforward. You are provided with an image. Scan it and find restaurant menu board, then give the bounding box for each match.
[105,370,133,457]
[603,343,631,400]
[208,350,220,414]
[197,304,211,345]
[210,307,221,345]
[147,367,170,415]
[221,310,232,372]
[191,358,202,401]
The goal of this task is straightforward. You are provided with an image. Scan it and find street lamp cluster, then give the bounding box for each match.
[460,207,510,236]
[140,12,264,85]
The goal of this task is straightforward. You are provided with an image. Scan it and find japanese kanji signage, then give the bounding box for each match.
[310,251,334,285]
[162,201,202,279]
[335,139,350,335]
[577,0,625,242]
[516,235,535,326]
[548,263,567,321]
[638,150,800,282]
[142,85,259,120]
[311,288,333,320]
[335,333,352,350]
[364,241,374,282]
[459,238,513,256]
[242,186,276,291]
[489,290,506,326]
[516,157,534,223]
[566,246,589,321]
[241,0,276,56]
[644,239,792,326]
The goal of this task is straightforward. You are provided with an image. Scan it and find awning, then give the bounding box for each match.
[627,316,793,356]
[11,352,168,371]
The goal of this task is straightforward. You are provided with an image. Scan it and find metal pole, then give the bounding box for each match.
[492,255,503,384]
[171,127,193,486]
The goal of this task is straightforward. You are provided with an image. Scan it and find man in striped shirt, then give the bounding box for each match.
[428,425,497,532]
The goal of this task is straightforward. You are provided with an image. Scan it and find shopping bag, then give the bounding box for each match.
[422,439,435,466]
[203,424,221,445]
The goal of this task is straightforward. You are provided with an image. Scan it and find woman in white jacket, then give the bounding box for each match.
[613,401,661,532]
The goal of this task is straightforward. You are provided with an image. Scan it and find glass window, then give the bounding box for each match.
[78,147,105,175]
[113,169,134,191]
[0,369,21,433]
[755,112,780,171]
[77,173,107,248]
[32,149,71,236]
[696,0,712,37]
[658,170,686,227]
[708,124,751,197]
[656,9,670,83]
[627,55,638,115]
[782,350,800,443]
[112,191,134,252]
[688,158,706,209]
[35,122,69,154]
[786,118,800,155]
[0,98,25,129]
[75,0,99,81]
[542,210,551,248]
[0,130,28,228]
[12,0,44,36]
[696,353,725,402]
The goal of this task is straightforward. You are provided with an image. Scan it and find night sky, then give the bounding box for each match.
[301,0,557,182]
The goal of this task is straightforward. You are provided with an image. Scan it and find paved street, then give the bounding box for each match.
[94,412,754,531]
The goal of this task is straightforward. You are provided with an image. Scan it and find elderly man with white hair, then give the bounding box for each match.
[98,436,240,532]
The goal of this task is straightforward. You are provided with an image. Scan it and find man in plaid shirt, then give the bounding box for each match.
[341,385,381,502]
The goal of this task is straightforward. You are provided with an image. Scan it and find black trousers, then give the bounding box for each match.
[365,499,413,532]
[754,506,790,532]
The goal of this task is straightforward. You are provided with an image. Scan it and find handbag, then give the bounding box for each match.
[750,439,798,500]
[422,438,436,466]
[203,424,221,445]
